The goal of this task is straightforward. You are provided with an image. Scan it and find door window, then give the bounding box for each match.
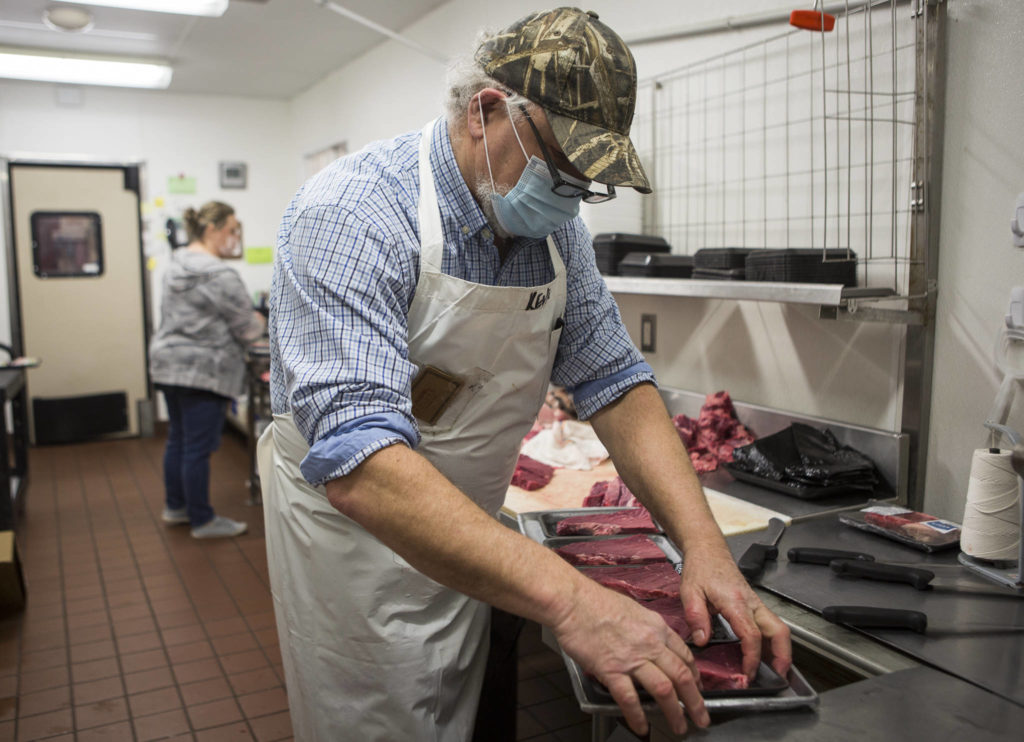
[30,211,104,278]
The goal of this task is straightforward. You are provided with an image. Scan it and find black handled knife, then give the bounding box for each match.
[822,605,1024,635]
[829,559,1024,598]
[737,517,787,581]
[787,547,964,570]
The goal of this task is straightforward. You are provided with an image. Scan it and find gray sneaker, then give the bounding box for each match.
[191,516,247,539]
[162,507,190,526]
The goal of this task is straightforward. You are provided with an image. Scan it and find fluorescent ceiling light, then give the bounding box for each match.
[0,50,172,88]
[75,0,229,17]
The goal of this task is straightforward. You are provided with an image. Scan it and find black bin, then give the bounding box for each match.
[593,233,670,276]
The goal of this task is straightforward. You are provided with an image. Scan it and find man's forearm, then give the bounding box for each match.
[589,383,731,557]
[324,443,590,627]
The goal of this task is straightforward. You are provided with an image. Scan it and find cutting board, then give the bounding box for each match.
[501,462,790,536]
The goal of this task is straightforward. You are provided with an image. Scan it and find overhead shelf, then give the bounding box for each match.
[602,276,896,307]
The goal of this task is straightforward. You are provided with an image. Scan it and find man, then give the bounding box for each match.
[260,7,791,741]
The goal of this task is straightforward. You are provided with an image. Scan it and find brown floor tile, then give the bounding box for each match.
[73,675,124,706]
[220,650,267,676]
[128,686,181,718]
[110,604,154,623]
[252,629,278,649]
[65,597,107,617]
[162,625,207,647]
[195,721,254,742]
[15,707,74,741]
[18,666,69,695]
[20,618,64,641]
[0,719,11,741]
[17,634,65,655]
[68,624,113,647]
[187,697,243,731]
[116,631,164,655]
[70,657,121,685]
[156,610,201,631]
[123,666,176,696]
[172,658,223,686]
[211,633,257,657]
[19,648,68,674]
[16,685,70,718]
[238,687,288,720]
[113,616,158,639]
[134,707,191,741]
[74,696,129,730]
[69,639,116,665]
[0,696,15,723]
[179,676,233,708]
[0,677,16,699]
[76,719,134,742]
[167,640,214,665]
[249,710,292,742]
[202,618,247,639]
[120,649,168,675]
[226,668,279,697]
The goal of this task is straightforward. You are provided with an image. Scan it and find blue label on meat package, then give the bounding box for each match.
[923,520,959,533]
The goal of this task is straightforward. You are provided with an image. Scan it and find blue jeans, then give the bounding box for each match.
[159,385,229,528]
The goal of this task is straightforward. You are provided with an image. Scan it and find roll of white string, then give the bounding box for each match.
[961,448,1021,561]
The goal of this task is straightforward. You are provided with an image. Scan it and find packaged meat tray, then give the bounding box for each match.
[546,534,679,566]
[839,505,962,552]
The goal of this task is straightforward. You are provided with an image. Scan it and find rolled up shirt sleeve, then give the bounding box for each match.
[270,197,421,486]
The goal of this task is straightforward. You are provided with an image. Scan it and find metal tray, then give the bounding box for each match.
[544,534,682,567]
[724,463,876,500]
[518,507,663,543]
[561,649,819,715]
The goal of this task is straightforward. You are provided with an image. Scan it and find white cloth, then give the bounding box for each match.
[259,119,567,742]
[520,420,609,470]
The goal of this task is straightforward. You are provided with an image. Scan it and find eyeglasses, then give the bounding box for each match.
[517,105,616,204]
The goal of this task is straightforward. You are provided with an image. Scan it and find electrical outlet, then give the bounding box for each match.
[1013,193,1024,248]
[641,314,657,353]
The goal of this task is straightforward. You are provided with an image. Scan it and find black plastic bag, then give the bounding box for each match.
[730,423,877,489]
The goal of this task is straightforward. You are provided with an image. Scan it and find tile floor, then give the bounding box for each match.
[0,430,595,742]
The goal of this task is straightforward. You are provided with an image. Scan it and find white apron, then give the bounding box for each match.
[259,119,567,742]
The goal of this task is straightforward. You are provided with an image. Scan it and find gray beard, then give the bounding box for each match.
[473,177,513,240]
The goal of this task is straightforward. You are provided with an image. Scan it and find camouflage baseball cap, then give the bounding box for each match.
[475,7,651,194]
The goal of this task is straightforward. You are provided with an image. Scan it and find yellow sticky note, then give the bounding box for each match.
[245,246,274,264]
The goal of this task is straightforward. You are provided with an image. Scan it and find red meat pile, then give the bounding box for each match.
[673,391,755,474]
[583,477,640,508]
[510,455,555,491]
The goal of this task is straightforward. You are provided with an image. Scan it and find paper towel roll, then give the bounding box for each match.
[961,448,1021,561]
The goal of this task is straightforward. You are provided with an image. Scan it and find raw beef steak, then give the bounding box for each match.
[555,534,667,566]
[555,509,658,536]
[694,643,749,691]
[643,596,692,640]
[583,563,680,600]
[511,455,555,491]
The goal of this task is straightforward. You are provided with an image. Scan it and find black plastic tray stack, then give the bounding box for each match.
[593,233,670,276]
[618,252,694,278]
[693,248,754,280]
[745,249,857,286]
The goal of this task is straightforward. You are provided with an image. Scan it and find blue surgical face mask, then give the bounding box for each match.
[479,97,585,238]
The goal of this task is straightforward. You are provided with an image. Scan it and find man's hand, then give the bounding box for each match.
[550,580,711,737]
[679,542,792,679]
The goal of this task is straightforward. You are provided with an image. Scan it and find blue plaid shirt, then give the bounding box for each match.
[269,118,655,486]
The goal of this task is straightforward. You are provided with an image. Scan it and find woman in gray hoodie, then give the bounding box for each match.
[149,201,265,538]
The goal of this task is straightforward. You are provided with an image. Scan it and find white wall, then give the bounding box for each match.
[0,79,295,347]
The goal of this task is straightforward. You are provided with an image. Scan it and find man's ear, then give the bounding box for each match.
[466,88,508,141]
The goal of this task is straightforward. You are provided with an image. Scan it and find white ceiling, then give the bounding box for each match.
[0,0,451,99]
